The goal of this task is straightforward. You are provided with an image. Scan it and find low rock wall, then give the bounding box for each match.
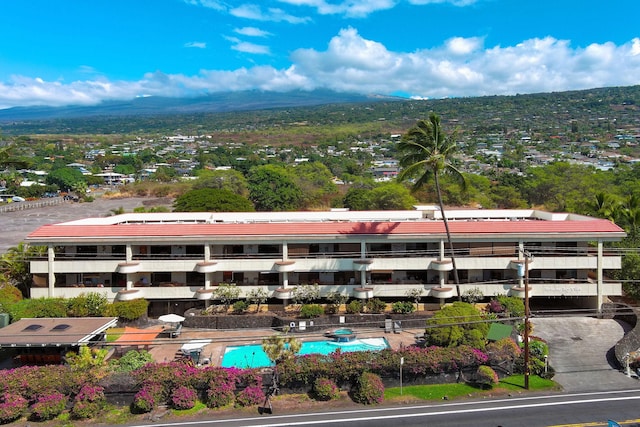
[183,310,429,332]
[609,302,640,369]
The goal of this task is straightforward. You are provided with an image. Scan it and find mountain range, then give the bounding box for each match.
[0,90,395,122]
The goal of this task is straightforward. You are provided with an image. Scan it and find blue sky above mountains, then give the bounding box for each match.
[1,0,639,109]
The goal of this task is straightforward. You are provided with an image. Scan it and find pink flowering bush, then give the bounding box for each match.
[277,346,490,387]
[171,386,197,410]
[1,365,81,400]
[235,386,265,408]
[131,382,163,414]
[476,365,499,389]
[312,377,340,401]
[70,384,106,420]
[0,393,28,424]
[30,392,67,421]
[206,378,236,408]
[351,372,384,405]
[202,367,239,408]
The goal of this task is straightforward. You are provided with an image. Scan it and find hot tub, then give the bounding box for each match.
[325,328,357,342]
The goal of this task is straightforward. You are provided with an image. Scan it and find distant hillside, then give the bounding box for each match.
[0,85,638,135]
[0,90,390,122]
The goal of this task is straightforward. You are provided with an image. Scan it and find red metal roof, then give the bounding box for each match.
[26,219,625,240]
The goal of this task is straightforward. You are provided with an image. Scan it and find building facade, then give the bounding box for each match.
[26,207,626,314]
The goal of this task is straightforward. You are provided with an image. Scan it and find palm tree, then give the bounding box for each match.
[397,113,466,300]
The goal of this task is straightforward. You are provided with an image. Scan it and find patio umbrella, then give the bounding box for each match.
[158,313,185,323]
[180,339,212,354]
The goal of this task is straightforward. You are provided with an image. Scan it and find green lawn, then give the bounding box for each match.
[385,375,559,401]
[105,327,125,343]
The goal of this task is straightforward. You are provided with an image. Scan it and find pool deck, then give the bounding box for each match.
[145,325,423,367]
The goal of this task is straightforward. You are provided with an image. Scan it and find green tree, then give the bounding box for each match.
[367,182,417,210]
[45,167,86,192]
[247,288,268,313]
[213,283,241,313]
[0,144,31,169]
[247,165,303,211]
[194,169,249,197]
[425,301,489,349]
[397,113,466,298]
[293,161,338,209]
[173,188,255,212]
[262,328,302,365]
[0,242,46,297]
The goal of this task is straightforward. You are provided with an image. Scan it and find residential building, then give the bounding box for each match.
[26,207,626,315]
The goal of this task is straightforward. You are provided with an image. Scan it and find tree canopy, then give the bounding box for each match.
[173,188,254,212]
[247,165,303,211]
[425,302,489,349]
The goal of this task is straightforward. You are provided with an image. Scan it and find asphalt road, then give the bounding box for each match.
[0,196,169,253]
[118,390,640,427]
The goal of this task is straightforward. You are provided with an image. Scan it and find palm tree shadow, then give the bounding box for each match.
[340,221,402,236]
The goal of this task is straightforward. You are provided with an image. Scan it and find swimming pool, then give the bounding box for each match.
[221,337,389,369]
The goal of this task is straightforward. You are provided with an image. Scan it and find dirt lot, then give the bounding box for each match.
[0,196,173,253]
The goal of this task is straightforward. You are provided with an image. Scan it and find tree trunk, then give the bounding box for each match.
[434,172,462,301]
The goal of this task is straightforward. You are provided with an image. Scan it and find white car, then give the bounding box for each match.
[11,196,25,202]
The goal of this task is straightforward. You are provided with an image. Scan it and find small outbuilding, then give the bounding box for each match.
[0,317,118,365]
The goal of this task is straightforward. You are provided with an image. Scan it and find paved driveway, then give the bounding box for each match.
[532,316,638,392]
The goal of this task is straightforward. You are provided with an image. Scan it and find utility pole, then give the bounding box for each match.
[524,252,531,390]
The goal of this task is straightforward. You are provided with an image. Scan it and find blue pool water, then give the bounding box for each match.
[221,337,389,369]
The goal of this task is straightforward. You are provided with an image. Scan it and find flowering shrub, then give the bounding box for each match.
[476,365,499,389]
[171,386,197,410]
[133,361,200,392]
[486,299,505,314]
[203,367,238,408]
[486,337,521,370]
[0,393,28,424]
[277,346,490,387]
[312,377,340,401]
[70,384,106,420]
[235,386,265,408]
[1,365,81,400]
[206,379,235,408]
[131,382,163,413]
[30,392,67,421]
[352,372,384,405]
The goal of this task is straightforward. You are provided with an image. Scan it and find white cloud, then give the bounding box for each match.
[230,4,310,24]
[2,30,640,109]
[232,41,271,54]
[278,0,397,18]
[185,41,207,49]
[408,0,478,6]
[183,0,226,11]
[224,35,271,54]
[445,36,483,55]
[234,27,272,37]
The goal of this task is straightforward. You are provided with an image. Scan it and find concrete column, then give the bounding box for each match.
[47,245,56,298]
[597,240,603,311]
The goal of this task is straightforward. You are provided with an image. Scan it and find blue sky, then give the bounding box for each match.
[1,0,639,109]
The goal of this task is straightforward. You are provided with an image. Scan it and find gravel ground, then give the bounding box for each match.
[0,196,172,254]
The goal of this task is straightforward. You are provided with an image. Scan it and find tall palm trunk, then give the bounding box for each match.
[434,172,461,301]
